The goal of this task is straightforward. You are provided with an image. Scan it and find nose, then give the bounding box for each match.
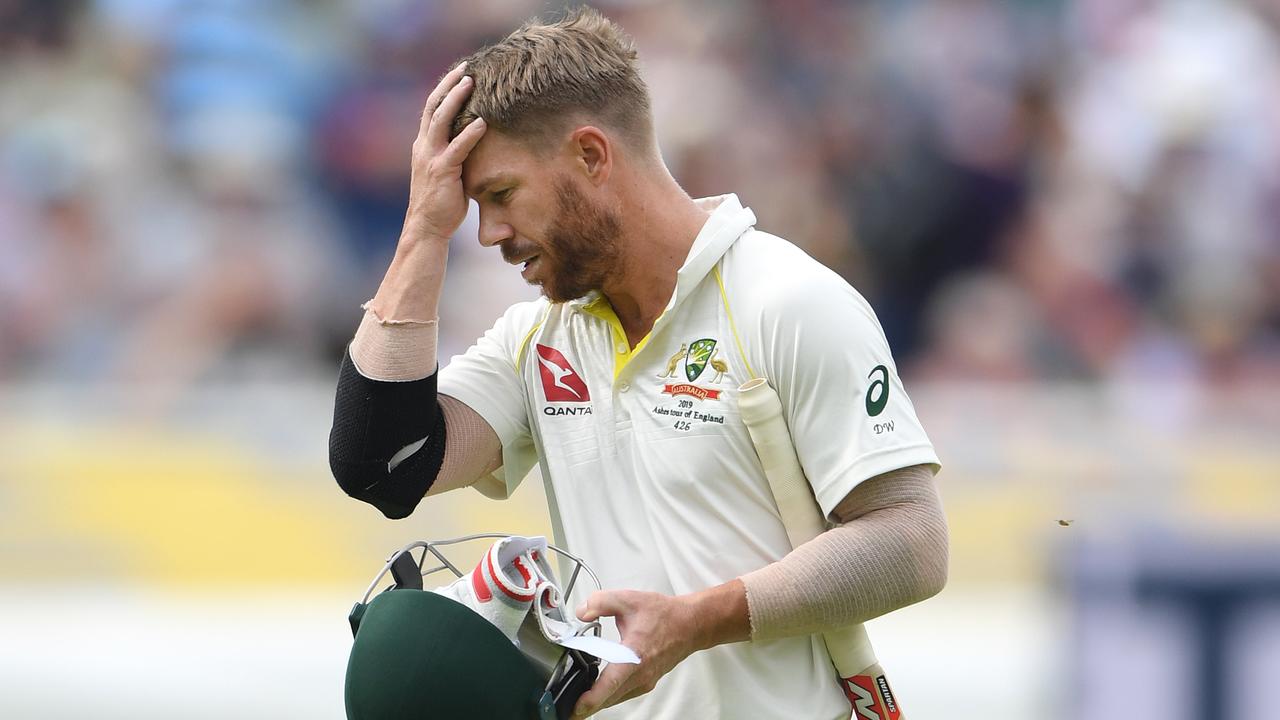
[477,211,514,248]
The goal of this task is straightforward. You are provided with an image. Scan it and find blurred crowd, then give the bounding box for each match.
[1,0,1278,405]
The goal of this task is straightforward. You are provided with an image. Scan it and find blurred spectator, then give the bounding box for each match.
[0,0,1277,407]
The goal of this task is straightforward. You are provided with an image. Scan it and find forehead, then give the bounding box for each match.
[461,130,548,197]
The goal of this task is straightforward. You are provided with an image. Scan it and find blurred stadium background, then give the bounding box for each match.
[2,0,1279,718]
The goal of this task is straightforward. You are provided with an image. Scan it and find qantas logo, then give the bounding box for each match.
[535,344,590,403]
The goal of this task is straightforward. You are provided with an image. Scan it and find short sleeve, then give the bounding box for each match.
[439,300,547,499]
[755,267,941,518]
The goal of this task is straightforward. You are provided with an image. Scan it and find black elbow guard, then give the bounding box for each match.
[329,349,447,519]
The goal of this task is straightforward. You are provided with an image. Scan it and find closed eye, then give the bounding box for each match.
[491,187,514,205]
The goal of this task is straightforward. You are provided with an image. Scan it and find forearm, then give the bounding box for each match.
[336,287,505,514]
[683,579,751,651]
[741,465,948,641]
[329,61,495,518]
[349,303,439,381]
[365,234,450,324]
[336,233,452,509]
[328,348,447,518]
[333,325,503,513]
[568,470,944,718]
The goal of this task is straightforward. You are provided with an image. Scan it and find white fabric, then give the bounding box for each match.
[432,535,639,664]
[433,535,543,643]
[438,194,940,720]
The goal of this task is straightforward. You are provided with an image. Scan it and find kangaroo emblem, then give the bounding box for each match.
[538,354,584,399]
[658,343,688,378]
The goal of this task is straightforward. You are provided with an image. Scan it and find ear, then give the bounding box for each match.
[569,126,612,187]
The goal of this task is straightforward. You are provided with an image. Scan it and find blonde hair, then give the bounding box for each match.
[449,6,653,153]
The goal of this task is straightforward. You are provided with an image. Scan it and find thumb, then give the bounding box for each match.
[577,590,626,622]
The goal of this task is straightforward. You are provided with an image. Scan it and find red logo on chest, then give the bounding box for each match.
[535,344,591,402]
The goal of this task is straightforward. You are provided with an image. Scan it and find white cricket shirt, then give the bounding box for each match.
[439,194,940,720]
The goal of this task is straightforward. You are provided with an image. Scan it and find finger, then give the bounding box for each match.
[420,62,467,130]
[611,681,656,708]
[419,62,468,136]
[424,75,476,150]
[438,117,487,168]
[577,590,628,622]
[572,663,636,718]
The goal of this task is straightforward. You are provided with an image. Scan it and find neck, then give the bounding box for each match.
[601,168,708,347]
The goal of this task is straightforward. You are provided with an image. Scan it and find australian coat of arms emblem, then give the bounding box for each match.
[658,338,728,387]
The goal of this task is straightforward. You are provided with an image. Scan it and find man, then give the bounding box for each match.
[329,7,948,719]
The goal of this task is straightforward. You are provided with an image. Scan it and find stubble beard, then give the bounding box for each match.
[534,177,624,304]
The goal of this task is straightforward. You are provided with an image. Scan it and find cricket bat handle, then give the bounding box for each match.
[737,378,880,677]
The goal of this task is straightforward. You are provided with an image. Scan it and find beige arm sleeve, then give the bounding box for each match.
[434,395,503,494]
[347,306,503,493]
[740,464,948,641]
[348,305,439,381]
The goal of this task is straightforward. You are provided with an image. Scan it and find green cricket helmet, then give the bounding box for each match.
[345,534,604,720]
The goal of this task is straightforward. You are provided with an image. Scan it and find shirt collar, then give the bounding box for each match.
[677,194,756,299]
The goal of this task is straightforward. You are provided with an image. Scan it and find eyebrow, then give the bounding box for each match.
[466,175,510,200]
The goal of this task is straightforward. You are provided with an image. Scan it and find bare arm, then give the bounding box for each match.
[740,463,948,639]
[328,63,496,516]
[368,61,485,323]
[571,464,947,717]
